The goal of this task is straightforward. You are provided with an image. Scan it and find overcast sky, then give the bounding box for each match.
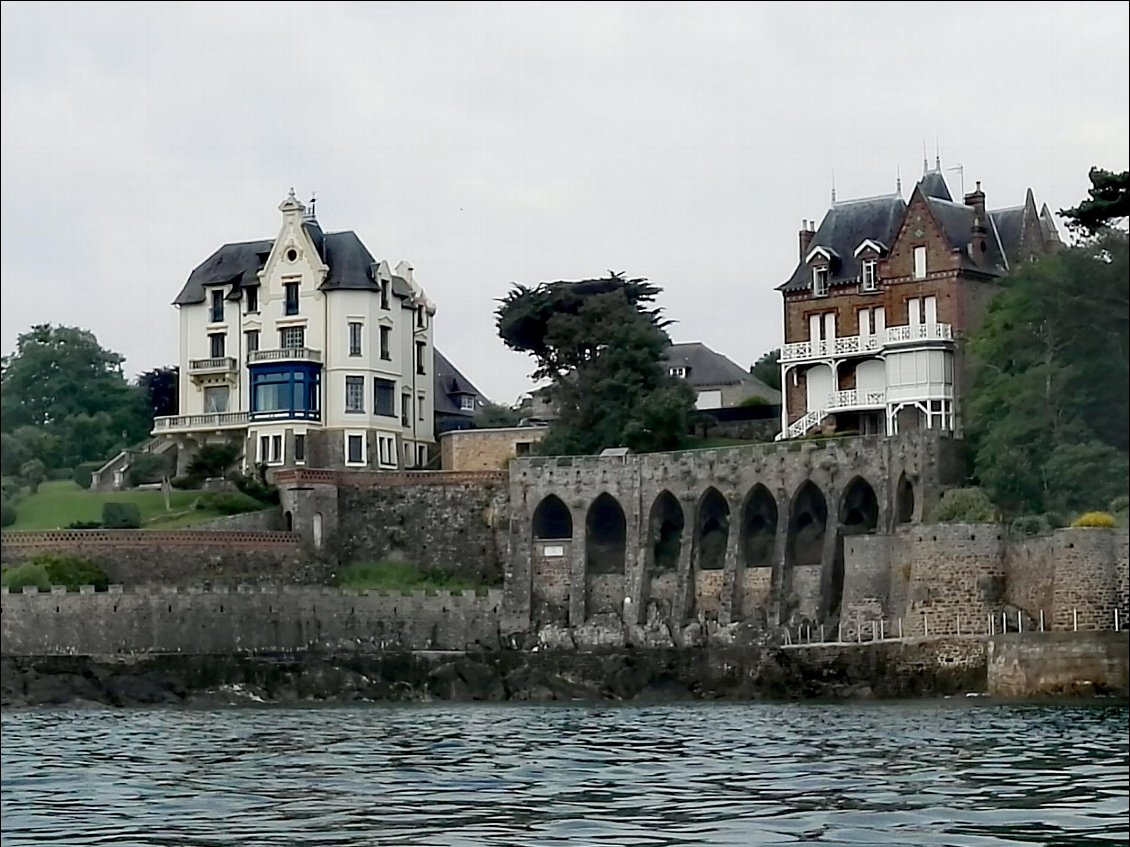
[2,2,1128,405]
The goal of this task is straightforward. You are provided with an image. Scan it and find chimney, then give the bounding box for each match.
[799,219,816,261]
[964,181,987,262]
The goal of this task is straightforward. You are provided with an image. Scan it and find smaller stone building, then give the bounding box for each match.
[440,426,547,471]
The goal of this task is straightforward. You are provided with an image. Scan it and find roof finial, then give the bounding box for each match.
[896,166,902,197]
[309,191,317,217]
[935,136,941,172]
[831,170,837,204]
[922,140,928,176]
[288,186,296,200]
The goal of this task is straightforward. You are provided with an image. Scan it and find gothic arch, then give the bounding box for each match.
[787,480,827,567]
[740,484,778,569]
[695,487,730,571]
[648,490,684,573]
[532,494,572,540]
[585,493,627,575]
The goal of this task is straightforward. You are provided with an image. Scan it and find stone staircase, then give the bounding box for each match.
[90,438,177,492]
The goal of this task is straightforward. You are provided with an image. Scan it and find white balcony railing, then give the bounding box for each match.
[249,347,322,364]
[825,389,886,410]
[152,411,250,433]
[885,323,953,344]
[188,357,237,373]
[780,324,953,364]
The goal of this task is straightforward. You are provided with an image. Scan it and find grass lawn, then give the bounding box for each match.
[5,480,225,531]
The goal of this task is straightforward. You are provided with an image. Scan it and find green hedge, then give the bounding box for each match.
[73,461,105,490]
[1,499,16,528]
[1,554,109,592]
[195,490,265,516]
[102,502,142,529]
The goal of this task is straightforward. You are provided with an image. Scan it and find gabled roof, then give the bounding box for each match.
[779,194,905,292]
[924,196,1008,276]
[174,227,384,305]
[433,349,488,417]
[918,170,953,201]
[663,342,781,403]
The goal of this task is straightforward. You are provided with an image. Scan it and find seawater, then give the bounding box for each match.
[2,701,1127,846]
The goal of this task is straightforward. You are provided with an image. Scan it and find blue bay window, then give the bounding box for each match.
[250,362,321,421]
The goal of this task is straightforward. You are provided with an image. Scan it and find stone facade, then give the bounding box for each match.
[439,426,547,472]
[988,632,1129,698]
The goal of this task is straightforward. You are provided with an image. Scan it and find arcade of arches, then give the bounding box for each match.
[526,474,902,627]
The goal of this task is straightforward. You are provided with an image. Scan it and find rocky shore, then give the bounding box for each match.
[1,639,988,708]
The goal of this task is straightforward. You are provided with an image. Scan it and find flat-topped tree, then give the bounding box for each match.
[496,272,694,455]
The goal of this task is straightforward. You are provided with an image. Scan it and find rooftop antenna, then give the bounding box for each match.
[896,166,902,197]
[934,137,941,172]
[922,140,928,176]
[945,164,965,197]
[831,170,837,204]
[309,191,317,216]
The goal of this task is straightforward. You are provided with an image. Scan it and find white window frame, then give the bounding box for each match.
[348,321,363,357]
[280,325,306,349]
[668,366,686,378]
[812,267,829,297]
[345,375,365,413]
[294,432,306,466]
[256,432,284,465]
[913,246,927,280]
[344,431,367,467]
[418,393,426,421]
[861,259,878,291]
[377,434,397,469]
[459,395,476,412]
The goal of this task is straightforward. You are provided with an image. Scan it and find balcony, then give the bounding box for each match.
[152,411,249,434]
[249,347,323,365]
[825,389,886,410]
[187,357,237,384]
[779,323,953,364]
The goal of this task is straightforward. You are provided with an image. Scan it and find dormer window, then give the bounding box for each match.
[460,395,476,412]
[668,366,687,378]
[812,267,829,297]
[380,279,390,310]
[861,260,878,292]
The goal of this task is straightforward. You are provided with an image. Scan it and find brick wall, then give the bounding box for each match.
[0,585,504,655]
[740,567,773,625]
[588,573,625,616]
[694,569,724,618]
[788,565,823,621]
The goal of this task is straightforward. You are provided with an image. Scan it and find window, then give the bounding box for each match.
[401,394,411,427]
[245,330,260,355]
[516,442,532,457]
[346,433,365,465]
[913,246,927,280]
[294,433,306,464]
[257,434,282,464]
[375,378,396,417]
[417,444,428,467]
[271,435,282,464]
[210,290,225,323]
[380,280,390,310]
[416,305,426,329]
[668,366,686,378]
[349,321,363,356]
[258,435,270,463]
[203,386,229,413]
[251,366,320,419]
[380,326,391,360]
[284,281,300,315]
[812,267,829,297]
[460,395,476,412]
[861,259,878,291]
[345,376,364,412]
[280,326,305,349]
[418,393,426,421]
[378,434,397,468]
[416,341,427,375]
[209,332,226,359]
[245,286,258,314]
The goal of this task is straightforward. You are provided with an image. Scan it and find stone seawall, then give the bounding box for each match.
[987,632,1130,698]
[0,530,321,587]
[0,585,504,655]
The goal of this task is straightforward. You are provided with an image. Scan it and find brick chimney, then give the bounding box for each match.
[964,181,988,262]
[799,220,816,261]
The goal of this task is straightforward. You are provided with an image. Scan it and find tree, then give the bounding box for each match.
[496,272,694,454]
[0,325,150,469]
[967,228,1129,514]
[19,459,46,494]
[750,348,781,391]
[474,399,527,429]
[1060,168,1130,235]
[138,366,179,420]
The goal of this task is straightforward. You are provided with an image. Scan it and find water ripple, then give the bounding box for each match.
[2,702,1127,846]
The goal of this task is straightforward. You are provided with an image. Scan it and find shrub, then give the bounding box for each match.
[1042,511,1067,529]
[19,459,46,494]
[65,520,103,529]
[227,471,280,506]
[1010,515,1048,536]
[1,498,16,528]
[170,476,197,490]
[0,476,21,502]
[127,452,173,488]
[935,487,998,523]
[47,467,75,481]
[1071,511,1116,528]
[195,490,265,516]
[73,461,105,490]
[1,563,50,592]
[102,502,142,529]
[186,443,241,481]
[1110,495,1129,514]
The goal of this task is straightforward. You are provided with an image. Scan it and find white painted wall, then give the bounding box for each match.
[805,363,834,411]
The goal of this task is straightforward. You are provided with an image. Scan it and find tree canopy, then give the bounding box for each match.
[1060,168,1130,235]
[750,348,781,391]
[496,272,694,454]
[967,228,1129,515]
[0,325,151,470]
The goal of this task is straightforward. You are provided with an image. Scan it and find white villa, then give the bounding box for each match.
[152,190,436,472]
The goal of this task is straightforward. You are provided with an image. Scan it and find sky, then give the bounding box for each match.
[2,2,1128,406]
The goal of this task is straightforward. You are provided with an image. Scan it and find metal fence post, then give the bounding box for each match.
[1073,609,1078,632]
[1039,609,1045,632]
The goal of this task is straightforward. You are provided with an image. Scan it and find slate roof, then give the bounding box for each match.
[663,342,781,403]
[918,170,953,201]
[989,206,1023,266]
[433,349,488,417]
[925,196,1008,276]
[174,223,386,305]
[779,194,906,292]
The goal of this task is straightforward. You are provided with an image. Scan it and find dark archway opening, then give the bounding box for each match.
[649,491,684,572]
[896,473,915,524]
[284,510,293,532]
[787,482,827,566]
[696,487,730,571]
[741,484,778,569]
[585,493,627,575]
[532,494,572,540]
[831,476,880,619]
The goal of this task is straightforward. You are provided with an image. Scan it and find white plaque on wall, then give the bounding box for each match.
[543,545,565,558]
